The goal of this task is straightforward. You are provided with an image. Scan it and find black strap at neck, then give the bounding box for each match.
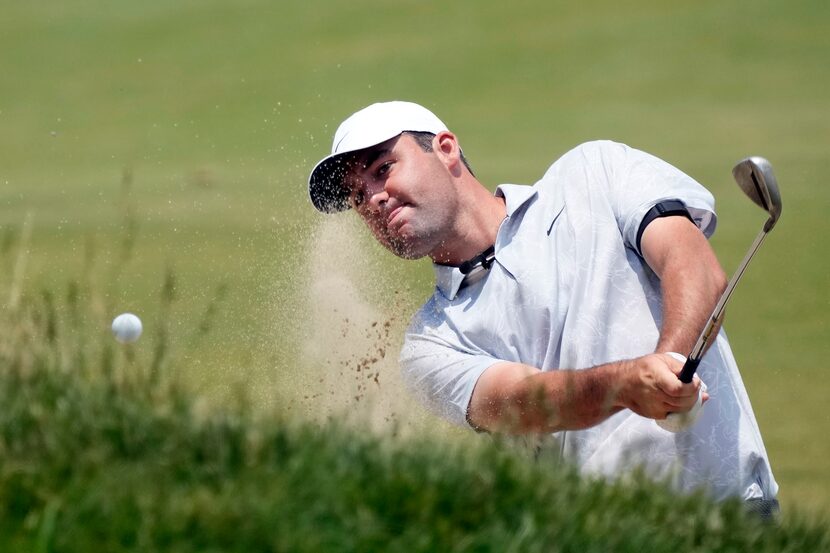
[458,245,496,275]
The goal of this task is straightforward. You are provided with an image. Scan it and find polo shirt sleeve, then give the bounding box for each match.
[585,141,718,249]
[399,308,501,428]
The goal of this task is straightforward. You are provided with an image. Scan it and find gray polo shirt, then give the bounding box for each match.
[400,140,777,501]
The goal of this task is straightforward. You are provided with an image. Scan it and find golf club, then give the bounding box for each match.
[677,156,783,383]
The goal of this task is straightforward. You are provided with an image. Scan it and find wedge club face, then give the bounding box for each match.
[732,156,783,232]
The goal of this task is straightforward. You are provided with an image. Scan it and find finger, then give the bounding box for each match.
[659,352,685,375]
[664,361,684,378]
[658,376,700,399]
[656,401,693,419]
[663,382,708,411]
[652,356,700,398]
[661,393,697,412]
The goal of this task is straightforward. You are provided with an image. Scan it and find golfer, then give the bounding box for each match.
[308,101,778,515]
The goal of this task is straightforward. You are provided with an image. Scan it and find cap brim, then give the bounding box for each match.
[308,128,407,213]
[308,153,353,213]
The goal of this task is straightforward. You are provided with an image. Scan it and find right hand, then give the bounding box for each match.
[617,353,706,420]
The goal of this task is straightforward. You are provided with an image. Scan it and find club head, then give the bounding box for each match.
[732,156,782,232]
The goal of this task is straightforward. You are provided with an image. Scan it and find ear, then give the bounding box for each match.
[433,131,463,175]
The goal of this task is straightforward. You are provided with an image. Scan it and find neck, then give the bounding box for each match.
[430,184,506,266]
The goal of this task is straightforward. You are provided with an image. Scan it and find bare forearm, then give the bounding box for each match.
[468,355,700,435]
[470,361,629,434]
[515,363,628,432]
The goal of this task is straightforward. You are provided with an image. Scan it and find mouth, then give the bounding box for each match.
[386,204,407,230]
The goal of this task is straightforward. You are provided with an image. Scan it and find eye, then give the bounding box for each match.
[376,161,393,178]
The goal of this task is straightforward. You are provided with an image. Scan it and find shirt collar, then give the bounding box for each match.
[434,184,538,300]
[434,263,467,300]
[496,183,537,217]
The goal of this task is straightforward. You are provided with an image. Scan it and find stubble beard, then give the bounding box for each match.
[363,175,459,261]
[375,208,447,261]
[383,225,432,260]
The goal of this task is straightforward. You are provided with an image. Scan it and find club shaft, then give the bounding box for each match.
[678,226,769,383]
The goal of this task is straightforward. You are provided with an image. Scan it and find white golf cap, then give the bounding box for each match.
[308,101,449,213]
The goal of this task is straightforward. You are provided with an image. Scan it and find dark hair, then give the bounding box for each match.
[403,131,474,175]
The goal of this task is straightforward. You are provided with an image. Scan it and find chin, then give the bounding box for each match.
[385,238,427,260]
[396,250,426,261]
[387,244,424,260]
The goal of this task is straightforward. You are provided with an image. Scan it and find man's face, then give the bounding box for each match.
[343,133,459,260]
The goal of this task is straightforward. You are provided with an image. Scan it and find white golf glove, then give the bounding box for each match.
[656,352,707,433]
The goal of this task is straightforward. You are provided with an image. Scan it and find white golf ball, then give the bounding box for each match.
[112,313,143,344]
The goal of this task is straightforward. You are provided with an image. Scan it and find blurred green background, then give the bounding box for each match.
[1,0,828,515]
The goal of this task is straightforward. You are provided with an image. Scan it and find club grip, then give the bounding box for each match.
[678,357,700,383]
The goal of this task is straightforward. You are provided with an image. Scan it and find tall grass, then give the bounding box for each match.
[1,224,829,552]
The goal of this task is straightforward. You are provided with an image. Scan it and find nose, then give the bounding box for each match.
[365,180,389,213]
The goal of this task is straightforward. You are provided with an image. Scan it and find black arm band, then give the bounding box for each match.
[635,200,695,256]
